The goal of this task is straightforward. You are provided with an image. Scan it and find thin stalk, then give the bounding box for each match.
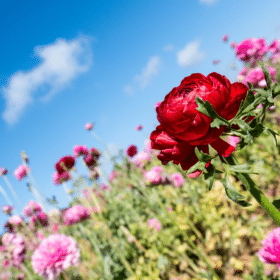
[0,184,15,212]
[224,154,280,227]
[2,175,23,209]
[62,182,72,202]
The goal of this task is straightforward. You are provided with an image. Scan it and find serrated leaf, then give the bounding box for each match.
[250,123,265,138]
[229,164,258,174]
[186,161,207,175]
[259,61,272,89]
[194,147,214,162]
[265,127,279,145]
[235,89,255,119]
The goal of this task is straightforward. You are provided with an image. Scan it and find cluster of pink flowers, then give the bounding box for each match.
[1,233,26,268]
[83,148,101,170]
[14,165,30,181]
[4,215,24,232]
[126,144,138,158]
[170,172,185,188]
[24,201,42,216]
[29,211,49,228]
[53,156,76,185]
[144,166,168,185]
[31,234,80,279]
[148,218,161,232]
[2,205,14,215]
[64,205,91,225]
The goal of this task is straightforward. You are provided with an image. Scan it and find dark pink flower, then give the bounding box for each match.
[126,145,138,158]
[64,205,91,225]
[55,156,75,174]
[14,165,29,181]
[73,145,88,157]
[135,125,143,131]
[269,39,280,54]
[24,201,42,217]
[222,34,229,42]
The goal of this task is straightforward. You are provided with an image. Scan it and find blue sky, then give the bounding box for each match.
[0,0,280,231]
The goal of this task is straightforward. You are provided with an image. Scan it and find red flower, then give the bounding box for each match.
[126,145,138,158]
[150,72,249,177]
[55,156,75,174]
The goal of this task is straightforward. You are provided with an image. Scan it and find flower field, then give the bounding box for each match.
[1,36,280,279]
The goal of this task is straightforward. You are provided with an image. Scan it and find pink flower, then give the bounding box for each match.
[85,123,93,131]
[271,53,280,64]
[0,167,8,176]
[231,42,237,48]
[14,165,29,181]
[269,39,280,54]
[167,206,173,213]
[31,234,80,280]
[2,205,14,215]
[53,224,59,233]
[52,171,71,185]
[55,156,75,174]
[109,170,118,181]
[148,218,161,232]
[171,172,185,188]
[226,136,240,148]
[8,215,24,226]
[258,227,280,269]
[237,66,250,82]
[151,166,164,173]
[37,230,45,241]
[213,60,220,65]
[64,205,91,225]
[154,101,161,109]
[144,170,162,185]
[30,211,49,228]
[133,151,151,167]
[126,145,138,158]
[135,125,143,131]
[73,145,88,157]
[222,34,229,42]
[242,66,277,88]
[24,201,42,217]
[235,38,268,64]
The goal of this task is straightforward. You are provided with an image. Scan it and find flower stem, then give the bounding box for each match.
[2,176,23,209]
[224,154,280,226]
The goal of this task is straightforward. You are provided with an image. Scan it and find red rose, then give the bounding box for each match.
[55,156,76,174]
[126,145,138,158]
[150,72,249,177]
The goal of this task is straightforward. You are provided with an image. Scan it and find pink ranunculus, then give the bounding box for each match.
[2,205,14,215]
[64,205,91,226]
[85,123,93,131]
[0,167,8,176]
[151,166,164,174]
[73,145,88,157]
[135,125,143,131]
[52,171,71,185]
[144,170,162,185]
[24,201,42,217]
[31,234,80,280]
[133,151,151,167]
[14,165,30,181]
[148,218,161,232]
[235,38,268,64]
[269,39,280,54]
[126,145,138,158]
[242,66,277,88]
[222,34,229,42]
[258,227,280,269]
[171,172,185,188]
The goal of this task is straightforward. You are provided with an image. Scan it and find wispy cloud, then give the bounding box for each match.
[199,0,219,5]
[124,55,161,95]
[177,40,206,68]
[2,35,93,125]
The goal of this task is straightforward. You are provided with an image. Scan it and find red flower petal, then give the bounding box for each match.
[210,138,235,157]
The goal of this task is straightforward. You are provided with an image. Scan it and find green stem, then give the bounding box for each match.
[3,176,23,209]
[224,154,280,227]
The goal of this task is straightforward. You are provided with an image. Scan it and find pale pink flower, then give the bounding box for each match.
[52,171,71,185]
[151,166,164,173]
[271,53,280,64]
[135,125,143,131]
[8,215,24,226]
[144,170,162,185]
[73,145,88,157]
[226,136,240,148]
[171,172,185,188]
[258,227,280,269]
[167,206,173,213]
[0,167,8,176]
[14,165,30,181]
[64,205,91,225]
[37,230,45,241]
[237,67,250,82]
[222,34,229,42]
[2,205,14,215]
[133,151,151,167]
[85,123,93,131]
[24,201,42,217]
[148,218,161,232]
[31,234,80,280]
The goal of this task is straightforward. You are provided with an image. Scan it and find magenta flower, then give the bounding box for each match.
[258,227,280,269]
[171,172,185,188]
[85,123,93,131]
[133,151,151,167]
[31,234,80,280]
[0,167,8,176]
[269,39,280,54]
[30,211,49,228]
[231,42,237,48]
[144,170,162,185]
[2,205,14,215]
[126,145,138,158]
[14,165,30,181]
[55,156,75,174]
[73,145,88,157]
[52,171,71,185]
[148,218,161,232]
[24,201,42,217]
[222,34,229,42]
[64,205,91,226]
[135,125,143,131]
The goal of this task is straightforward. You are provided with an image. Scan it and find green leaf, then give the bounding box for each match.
[195,96,229,128]
[259,61,272,89]
[203,164,215,191]
[234,89,255,119]
[186,161,207,176]
[272,82,280,98]
[247,81,253,89]
[272,199,280,209]
[265,127,279,146]
[194,147,214,162]
[229,164,258,174]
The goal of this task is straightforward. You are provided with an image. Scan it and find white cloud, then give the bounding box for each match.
[199,0,219,5]
[177,40,206,68]
[163,44,174,52]
[134,56,161,89]
[2,35,93,125]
